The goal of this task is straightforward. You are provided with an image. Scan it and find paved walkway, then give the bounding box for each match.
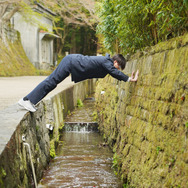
[0,76,75,154]
[0,76,75,111]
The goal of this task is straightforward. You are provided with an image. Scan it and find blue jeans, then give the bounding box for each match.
[26,55,72,104]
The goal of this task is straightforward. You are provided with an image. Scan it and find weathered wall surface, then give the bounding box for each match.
[0,38,51,76]
[0,79,95,188]
[0,39,37,76]
[95,34,188,187]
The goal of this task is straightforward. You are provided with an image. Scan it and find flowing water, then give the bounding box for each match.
[39,97,123,188]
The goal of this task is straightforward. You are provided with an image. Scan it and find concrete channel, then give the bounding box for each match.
[38,97,123,187]
[0,77,96,187]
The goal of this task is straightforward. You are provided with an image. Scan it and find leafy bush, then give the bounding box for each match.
[96,0,188,54]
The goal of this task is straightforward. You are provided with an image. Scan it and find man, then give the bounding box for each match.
[18,53,139,112]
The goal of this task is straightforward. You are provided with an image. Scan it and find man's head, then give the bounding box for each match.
[112,54,126,70]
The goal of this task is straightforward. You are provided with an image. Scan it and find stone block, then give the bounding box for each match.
[95,34,188,187]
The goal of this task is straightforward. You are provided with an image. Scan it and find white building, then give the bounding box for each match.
[11,2,59,70]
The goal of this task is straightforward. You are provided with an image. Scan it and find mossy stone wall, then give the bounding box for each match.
[95,34,188,187]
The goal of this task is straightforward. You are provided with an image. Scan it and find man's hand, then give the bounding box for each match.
[129,70,139,82]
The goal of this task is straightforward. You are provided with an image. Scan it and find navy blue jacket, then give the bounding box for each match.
[69,54,129,83]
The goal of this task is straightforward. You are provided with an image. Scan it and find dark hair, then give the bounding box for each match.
[112,54,126,70]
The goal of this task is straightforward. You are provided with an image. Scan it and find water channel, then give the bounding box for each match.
[39,97,123,187]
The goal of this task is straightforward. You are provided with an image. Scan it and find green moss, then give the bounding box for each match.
[35,143,39,152]
[92,111,98,122]
[59,123,64,131]
[36,125,39,132]
[1,168,6,178]
[156,146,161,155]
[0,39,52,76]
[56,134,60,142]
[77,99,83,108]
[43,103,47,112]
[186,122,188,128]
[112,153,119,175]
[67,110,71,115]
[0,167,6,186]
[95,34,188,188]
[0,40,35,76]
[50,140,56,158]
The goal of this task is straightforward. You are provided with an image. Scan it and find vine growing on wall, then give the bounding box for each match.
[96,0,188,54]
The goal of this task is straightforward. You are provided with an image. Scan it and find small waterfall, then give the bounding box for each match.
[63,122,98,132]
[39,96,123,187]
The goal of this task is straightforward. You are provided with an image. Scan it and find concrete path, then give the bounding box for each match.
[0,76,75,154]
[0,76,75,111]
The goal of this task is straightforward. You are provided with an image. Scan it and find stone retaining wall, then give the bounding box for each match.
[0,79,95,187]
[95,34,188,187]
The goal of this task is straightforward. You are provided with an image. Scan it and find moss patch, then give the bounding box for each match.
[95,34,188,187]
[0,39,52,76]
[50,140,56,158]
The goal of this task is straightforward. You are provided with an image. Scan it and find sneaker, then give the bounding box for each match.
[18,98,37,112]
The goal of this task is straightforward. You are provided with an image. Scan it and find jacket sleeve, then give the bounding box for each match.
[102,60,129,82]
